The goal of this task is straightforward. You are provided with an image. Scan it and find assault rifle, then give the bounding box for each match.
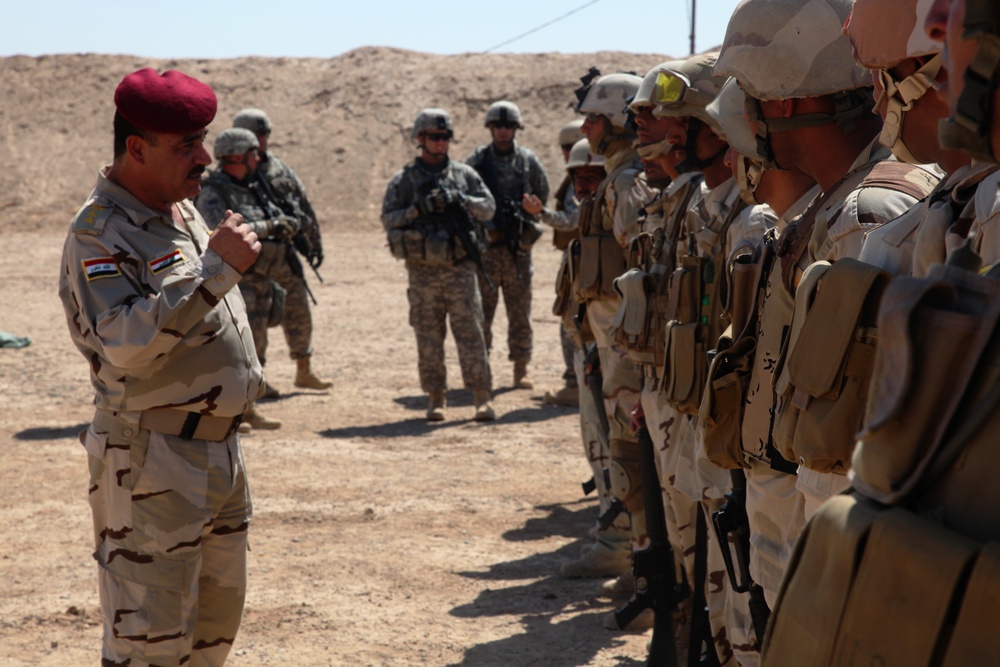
[429,177,495,291]
[610,422,678,666]
[248,179,318,305]
[712,469,770,644]
[253,171,325,283]
[581,343,625,530]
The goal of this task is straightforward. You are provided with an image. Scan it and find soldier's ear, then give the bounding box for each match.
[125,134,148,165]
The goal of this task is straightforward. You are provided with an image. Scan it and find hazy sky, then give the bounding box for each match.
[4,0,742,59]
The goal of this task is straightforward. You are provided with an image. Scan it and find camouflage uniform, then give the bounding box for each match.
[465,142,550,363]
[257,153,324,362]
[59,168,262,666]
[195,169,297,368]
[382,157,496,394]
[540,174,581,389]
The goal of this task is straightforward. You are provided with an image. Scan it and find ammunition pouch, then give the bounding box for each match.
[611,269,659,366]
[386,224,473,266]
[576,234,625,302]
[771,259,890,474]
[699,329,754,470]
[661,255,709,414]
[551,250,574,318]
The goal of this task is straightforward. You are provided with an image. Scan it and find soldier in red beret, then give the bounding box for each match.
[58,68,264,666]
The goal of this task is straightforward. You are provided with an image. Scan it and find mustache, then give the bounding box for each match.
[187,166,206,179]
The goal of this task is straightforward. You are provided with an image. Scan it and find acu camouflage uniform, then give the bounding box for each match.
[382,157,496,394]
[195,168,303,369]
[466,142,550,362]
[58,168,262,667]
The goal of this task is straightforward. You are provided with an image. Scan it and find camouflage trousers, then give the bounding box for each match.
[745,459,806,608]
[406,260,492,394]
[560,322,576,384]
[83,409,251,667]
[239,273,275,366]
[479,246,533,363]
[576,344,630,541]
[266,250,314,361]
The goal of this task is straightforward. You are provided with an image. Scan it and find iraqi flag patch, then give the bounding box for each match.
[148,249,186,274]
[82,257,120,281]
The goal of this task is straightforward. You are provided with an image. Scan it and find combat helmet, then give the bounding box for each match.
[936,0,1000,163]
[565,138,606,171]
[706,78,768,203]
[558,118,585,148]
[213,127,259,160]
[485,100,524,129]
[574,71,642,154]
[845,0,943,163]
[628,59,686,160]
[650,53,728,172]
[411,108,454,140]
[233,108,272,135]
[716,0,874,169]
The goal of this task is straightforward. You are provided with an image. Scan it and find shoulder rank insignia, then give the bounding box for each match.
[71,201,115,235]
[82,257,120,281]
[148,249,186,274]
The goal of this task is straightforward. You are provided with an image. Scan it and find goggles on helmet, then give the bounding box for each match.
[654,71,716,110]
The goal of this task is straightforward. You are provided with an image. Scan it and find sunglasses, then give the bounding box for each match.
[490,121,519,130]
[424,132,452,142]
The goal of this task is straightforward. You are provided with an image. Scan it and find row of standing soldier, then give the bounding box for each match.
[433,0,1000,664]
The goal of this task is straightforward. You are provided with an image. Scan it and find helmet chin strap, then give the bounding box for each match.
[675,118,727,173]
[736,155,765,206]
[876,55,942,166]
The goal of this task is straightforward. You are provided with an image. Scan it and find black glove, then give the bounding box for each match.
[309,250,324,269]
[271,215,299,241]
[427,187,456,213]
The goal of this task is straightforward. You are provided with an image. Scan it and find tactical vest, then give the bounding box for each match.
[661,195,749,415]
[573,162,636,302]
[763,247,1000,667]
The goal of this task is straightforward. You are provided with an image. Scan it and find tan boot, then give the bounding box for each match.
[244,406,281,430]
[596,570,636,600]
[543,383,579,406]
[513,360,534,389]
[426,391,446,422]
[294,357,333,390]
[559,538,631,578]
[473,389,496,422]
[261,382,280,400]
[237,421,252,435]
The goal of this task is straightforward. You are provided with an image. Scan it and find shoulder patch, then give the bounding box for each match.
[71,200,116,235]
[82,257,121,281]
[148,249,186,274]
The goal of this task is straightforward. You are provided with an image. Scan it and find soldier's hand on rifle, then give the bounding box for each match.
[308,249,324,269]
[270,215,299,241]
[522,193,544,216]
[427,187,457,213]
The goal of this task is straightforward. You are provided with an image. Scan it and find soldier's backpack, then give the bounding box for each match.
[762,244,1000,666]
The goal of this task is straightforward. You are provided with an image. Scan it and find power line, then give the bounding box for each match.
[483,0,603,54]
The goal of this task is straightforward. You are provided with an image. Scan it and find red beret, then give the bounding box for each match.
[114,68,217,134]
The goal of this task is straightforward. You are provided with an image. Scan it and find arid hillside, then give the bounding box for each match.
[0,49,669,231]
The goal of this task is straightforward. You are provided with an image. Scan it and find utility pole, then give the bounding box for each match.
[689,0,697,54]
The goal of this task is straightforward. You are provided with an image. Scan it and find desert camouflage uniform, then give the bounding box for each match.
[255,153,324,362]
[541,174,581,388]
[741,142,935,606]
[584,145,647,551]
[382,157,495,394]
[195,169,299,369]
[58,168,262,667]
[466,142,550,363]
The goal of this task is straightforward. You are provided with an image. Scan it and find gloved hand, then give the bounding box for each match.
[270,215,299,241]
[426,187,456,213]
[308,250,324,269]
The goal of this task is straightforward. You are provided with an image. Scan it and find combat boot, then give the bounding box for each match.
[244,406,281,430]
[426,391,446,422]
[602,605,655,632]
[542,382,579,406]
[473,389,496,422]
[261,382,281,400]
[559,538,631,578]
[513,360,534,389]
[294,357,333,390]
[596,570,636,600]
